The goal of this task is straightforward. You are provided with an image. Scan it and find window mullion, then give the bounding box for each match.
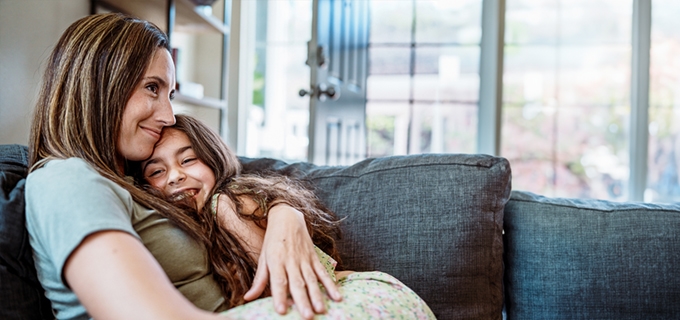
[226,0,256,155]
[477,0,505,156]
[629,0,651,201]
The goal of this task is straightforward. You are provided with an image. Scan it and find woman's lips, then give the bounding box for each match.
[142,126,161,140]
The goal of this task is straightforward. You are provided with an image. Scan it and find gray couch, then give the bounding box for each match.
[2,143,679,319]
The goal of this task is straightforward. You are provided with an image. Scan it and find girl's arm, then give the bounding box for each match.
[243,204,342,319]
[64,230,229,320]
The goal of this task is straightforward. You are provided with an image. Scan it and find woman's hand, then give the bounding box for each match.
[243,205,342,319]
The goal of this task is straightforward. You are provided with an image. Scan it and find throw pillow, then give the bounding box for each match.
[242,153,511,319]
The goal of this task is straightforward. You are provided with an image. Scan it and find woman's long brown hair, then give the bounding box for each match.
[29,13,212,260]
[131,114,343,308]
[31,12,341,309]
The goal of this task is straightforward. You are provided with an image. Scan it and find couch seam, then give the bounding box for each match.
[508,198,680,214]
[309,161,503,180]
[489,166,510,319]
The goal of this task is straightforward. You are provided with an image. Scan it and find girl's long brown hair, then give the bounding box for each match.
[131,114,343,308]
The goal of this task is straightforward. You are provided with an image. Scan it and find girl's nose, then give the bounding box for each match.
[168,168,186,186]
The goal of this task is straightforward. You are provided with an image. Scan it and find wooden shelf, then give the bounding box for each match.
[174,93,226,110]
[95,0,227,35]
[175,0,228,34]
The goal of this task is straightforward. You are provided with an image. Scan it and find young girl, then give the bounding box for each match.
[133,114,436,319]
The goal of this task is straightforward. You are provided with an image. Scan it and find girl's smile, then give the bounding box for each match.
[142,128,216,210]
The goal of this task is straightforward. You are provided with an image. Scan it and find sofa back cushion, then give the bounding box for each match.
[242,154,511,319]
[504,190,680,319]
[0,144,53,319]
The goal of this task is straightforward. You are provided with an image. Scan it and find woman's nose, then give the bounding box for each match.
[157,97,176,127]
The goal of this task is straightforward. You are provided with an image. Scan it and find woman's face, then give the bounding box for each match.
[117,48,176,162]
[141,128,216,210]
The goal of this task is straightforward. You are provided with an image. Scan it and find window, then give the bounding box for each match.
[365,0,680,203]
[503,0,632,200]
[648,0,680,202]
[243,0,312,162]
[366,0,483,157]
[236,0,678,203]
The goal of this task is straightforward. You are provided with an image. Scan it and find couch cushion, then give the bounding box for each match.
[504,190,680,320]
[242,154,511,319]
[0,144,53,319]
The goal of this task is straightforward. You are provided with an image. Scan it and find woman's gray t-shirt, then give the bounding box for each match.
[25,158,226,319]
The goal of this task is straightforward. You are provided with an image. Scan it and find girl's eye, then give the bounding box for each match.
[169,89,176,100]
[182,158,197,165]
[147,169,163,178]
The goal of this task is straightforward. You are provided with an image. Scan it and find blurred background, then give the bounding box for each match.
[1,0,679,203]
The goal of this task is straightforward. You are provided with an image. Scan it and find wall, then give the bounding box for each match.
[0,0,88,145]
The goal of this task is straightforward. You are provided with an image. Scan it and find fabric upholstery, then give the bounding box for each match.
[6,141,680,319]
[242,153,511,319]
[0,144,53,319]
[504,190,680,320]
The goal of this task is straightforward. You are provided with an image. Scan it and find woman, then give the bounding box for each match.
[132,114,436,319]
[25,13,339,320]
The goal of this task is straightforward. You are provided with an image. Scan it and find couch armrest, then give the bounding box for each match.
[0,144,53,319]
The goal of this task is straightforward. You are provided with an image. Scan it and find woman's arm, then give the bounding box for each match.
[243,204,342,319]
[64,230,228,320]
[216,194,266,260]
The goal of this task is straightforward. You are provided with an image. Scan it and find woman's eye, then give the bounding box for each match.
[146,84,158,94]
[169,89,176,100]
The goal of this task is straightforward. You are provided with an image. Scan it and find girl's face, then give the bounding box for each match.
[141,128,216,210]
[117,48,176,162]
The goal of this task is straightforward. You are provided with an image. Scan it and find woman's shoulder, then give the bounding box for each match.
[26,157,129,203]
[25,156,138,237]
[28,157,97,181]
